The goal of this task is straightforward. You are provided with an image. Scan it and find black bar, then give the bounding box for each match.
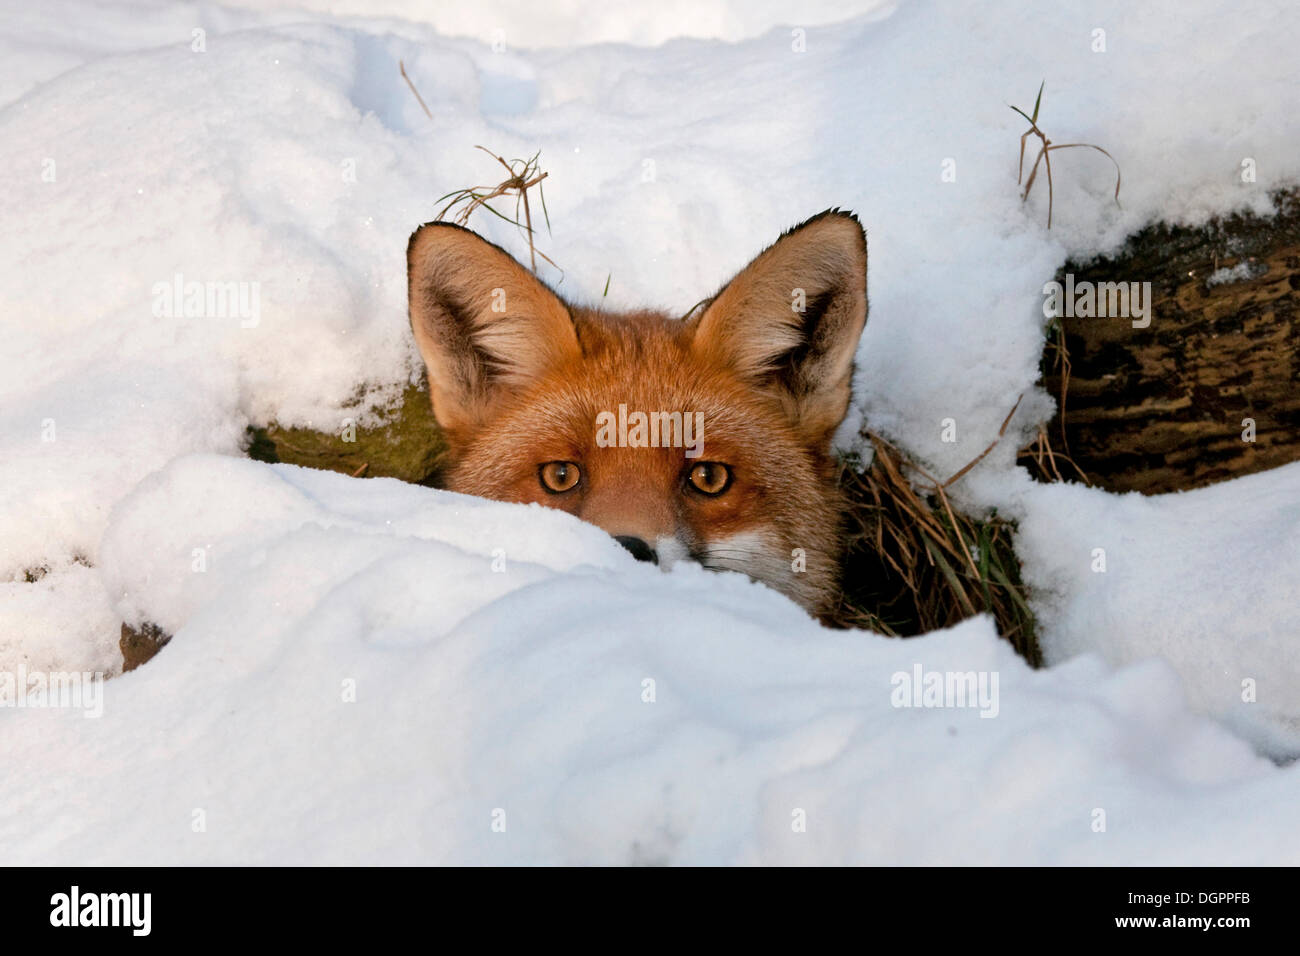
[0,867,1278,942]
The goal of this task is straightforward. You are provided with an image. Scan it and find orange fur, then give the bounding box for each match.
[407,210,868,618]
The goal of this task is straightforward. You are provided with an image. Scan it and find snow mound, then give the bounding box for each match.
[2,453,1296,865]
[1011,464,1300,759]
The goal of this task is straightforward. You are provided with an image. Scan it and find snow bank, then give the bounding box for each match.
[2,454,1296,865]
[1010,464,1300,758]
[217,0,896,48]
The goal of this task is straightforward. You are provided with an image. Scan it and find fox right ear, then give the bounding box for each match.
[407,222,579,435]
[688,210,867,450]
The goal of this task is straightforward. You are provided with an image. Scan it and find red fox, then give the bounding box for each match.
[407,210,867,618]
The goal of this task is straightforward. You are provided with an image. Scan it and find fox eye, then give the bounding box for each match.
[687,462,731,496]
[539,461,581,493]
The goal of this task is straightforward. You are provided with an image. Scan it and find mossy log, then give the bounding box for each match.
[245,382,447,485]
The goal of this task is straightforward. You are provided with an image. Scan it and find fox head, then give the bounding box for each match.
[407,210,867,618]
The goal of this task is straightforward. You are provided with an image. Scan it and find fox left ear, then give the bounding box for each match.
[689,209,867,450]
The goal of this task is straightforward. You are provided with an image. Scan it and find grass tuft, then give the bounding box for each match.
[833,410,1041,666]
[1011,81,1122,229]
[435,146,557,274]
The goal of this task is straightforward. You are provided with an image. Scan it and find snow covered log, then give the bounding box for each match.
[1037,190,1300,495]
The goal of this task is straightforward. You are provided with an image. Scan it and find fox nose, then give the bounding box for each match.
[615,535,658,565]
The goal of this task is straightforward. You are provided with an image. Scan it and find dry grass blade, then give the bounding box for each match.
[941,393,1024,489]
[1018,425,1092,485]
[1051,143,1123,205]
[399,60,433,119]
[1047,319,1073,454]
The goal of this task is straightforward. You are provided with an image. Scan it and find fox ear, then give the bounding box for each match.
[689,210,867,449]
[407,222,580,434]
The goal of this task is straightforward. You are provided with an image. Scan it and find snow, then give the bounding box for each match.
[5,454,1297,864]
[217,0,896,49]
[1206,260,1266,286]
[1011,464,1300,759]
[2,0,1299,863]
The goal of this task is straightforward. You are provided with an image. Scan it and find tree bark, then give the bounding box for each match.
[1033,190,1300,494]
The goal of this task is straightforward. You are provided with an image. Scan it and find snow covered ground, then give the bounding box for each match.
[1,0,1297,863]
[5,454,1297,865]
